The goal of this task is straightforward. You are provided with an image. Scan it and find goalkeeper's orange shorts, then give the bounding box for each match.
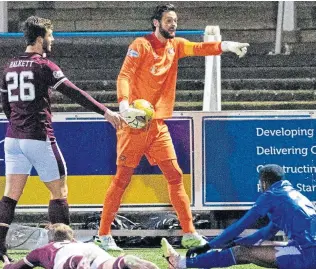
[116,119,177,167]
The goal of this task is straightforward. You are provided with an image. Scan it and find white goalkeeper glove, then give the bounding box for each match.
[119,100,146,123]
[221,41,249,58]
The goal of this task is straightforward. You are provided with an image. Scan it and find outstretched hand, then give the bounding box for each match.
[104,109,126,129]
[186,243,211,258]
[3,255,11,266]
[221,41,250,58]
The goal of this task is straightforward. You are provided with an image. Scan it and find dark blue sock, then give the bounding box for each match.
[186,249,236,268]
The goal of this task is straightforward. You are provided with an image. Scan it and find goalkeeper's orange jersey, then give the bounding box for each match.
[117,33,222,119]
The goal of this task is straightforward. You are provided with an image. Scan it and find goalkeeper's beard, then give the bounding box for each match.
[159,27,175,39]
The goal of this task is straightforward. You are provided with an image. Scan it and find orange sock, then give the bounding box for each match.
[159,160,195,233]
[168,183,195,233]
[99,166,134,236]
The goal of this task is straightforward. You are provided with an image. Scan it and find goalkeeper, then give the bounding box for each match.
[96,3,249,251]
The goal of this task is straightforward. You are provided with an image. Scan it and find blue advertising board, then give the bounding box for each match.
[203,116,316,208]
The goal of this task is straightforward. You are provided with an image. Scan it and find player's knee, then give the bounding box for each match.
[232,246,250,263]
[113,166,134,189]
[50,187,68,199]
[160,160,183,185]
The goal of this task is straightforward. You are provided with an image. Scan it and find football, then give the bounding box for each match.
[127,99,155,129]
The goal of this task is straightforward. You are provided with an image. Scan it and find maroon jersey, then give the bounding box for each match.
[3,241,111,269]
[1,53,107,141]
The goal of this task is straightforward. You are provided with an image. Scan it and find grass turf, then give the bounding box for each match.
[5,248,268,269]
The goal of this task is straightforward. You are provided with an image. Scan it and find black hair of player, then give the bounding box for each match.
[151,4,175,31]
[22,16,53,46]
[259,164,285,186]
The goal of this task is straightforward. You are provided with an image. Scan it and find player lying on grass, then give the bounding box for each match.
[2,223,159,269]
[162,164,316,269]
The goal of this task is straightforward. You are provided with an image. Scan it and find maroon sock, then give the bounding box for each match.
[0,196,17,252]
[48,198,70,225]
[112,256,128,269]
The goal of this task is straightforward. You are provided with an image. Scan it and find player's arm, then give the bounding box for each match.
[117,42,144,102]
[46,62,124,128]
[56,80,125,129]
[208,207,262,248]
[3,248,41,269]
[55,79,108,115]
[207,191,273,248]
[177,38,249,58]
[233,221,279,246]
[186,207,262,258]
[0,76,11,120]
[117,42,146,119]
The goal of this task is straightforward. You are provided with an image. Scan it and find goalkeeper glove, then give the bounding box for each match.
[221,41,249,58]
[186,243,211,258]
[119,100,146,123]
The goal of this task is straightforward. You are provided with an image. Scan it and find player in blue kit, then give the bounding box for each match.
[162,164,316,269]
[0,16,125,261]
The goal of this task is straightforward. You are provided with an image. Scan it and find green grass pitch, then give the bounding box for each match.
[5,248,268,269]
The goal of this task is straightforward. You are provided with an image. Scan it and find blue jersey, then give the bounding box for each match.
[209,180,316,248]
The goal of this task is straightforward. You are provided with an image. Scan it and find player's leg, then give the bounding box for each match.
[0,138,32,261]
[101,255,159,269]
[233,245,277,267]
[97,127,147,251]
[97,165,134,251]
[163,238,304,269]
[44,177,69,224]
[148,121,205,248]
[239,245,315,269]
[21,139,70,224]
[162,238,239,269]
[185,245,277,268]
[158,159,206,248]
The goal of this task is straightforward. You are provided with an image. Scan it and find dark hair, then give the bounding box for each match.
[47,223,74,242]
[259,164,285,186]
[151,4,175,31]
[22,16,53,46]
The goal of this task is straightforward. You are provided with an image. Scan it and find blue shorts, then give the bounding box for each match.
[276,245,316,269]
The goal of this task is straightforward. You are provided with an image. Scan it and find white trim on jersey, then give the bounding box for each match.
[23,257,35,267]
[68,256,76,269]
[0,88,8,93]
[53,77,68,90]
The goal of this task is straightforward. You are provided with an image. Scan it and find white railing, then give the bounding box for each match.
[0,1,8,32]
[203,26,222,112]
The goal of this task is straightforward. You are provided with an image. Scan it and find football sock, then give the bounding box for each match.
[0,196,17,252]
[99,183,125,236]
[159,160,195,233]
[186,249,236,268]
[48,198,70,225]
[168,183,195,233]
[99,166,133,236]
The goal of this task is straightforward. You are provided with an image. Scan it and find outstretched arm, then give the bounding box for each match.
[3,249,40,269]
[177,38,249,58]
[56,79,107,115]
[208,208,262,248]
[233,221,279,246]
[186,208,262,258]
[56,80,125,129]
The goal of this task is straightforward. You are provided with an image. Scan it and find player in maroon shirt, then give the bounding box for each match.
[0,16,125,261]
[2,223,159,269]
